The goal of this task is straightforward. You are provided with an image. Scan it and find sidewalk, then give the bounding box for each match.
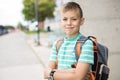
[25,33,52,80]
[26,35,51,67]
[26,33,120,80]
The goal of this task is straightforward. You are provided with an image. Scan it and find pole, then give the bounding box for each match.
[35,0,40,45]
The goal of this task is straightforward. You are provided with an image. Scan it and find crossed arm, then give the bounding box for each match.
[44,61,90,80]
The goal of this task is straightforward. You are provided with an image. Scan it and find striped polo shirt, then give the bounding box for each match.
[49,33,94,70]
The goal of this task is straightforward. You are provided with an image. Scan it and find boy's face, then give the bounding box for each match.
[61,9,84,38]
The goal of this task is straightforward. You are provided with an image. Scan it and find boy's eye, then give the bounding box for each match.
[63,18,67,21]
[62,18,77,21]
[72,19,77,21]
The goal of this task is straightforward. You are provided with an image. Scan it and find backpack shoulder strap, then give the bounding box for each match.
[88,36,99,78]
[74,35,88,61]
[55,39,64,68]
[72,35,88,68]
[74,36,99,79]
[56,39,64,52]
[75,36,98,62]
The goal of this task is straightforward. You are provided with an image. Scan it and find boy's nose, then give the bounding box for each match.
[67,20,72,25]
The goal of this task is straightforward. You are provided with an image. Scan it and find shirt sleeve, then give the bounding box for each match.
[78,39,94,65]
[49,40,58,62]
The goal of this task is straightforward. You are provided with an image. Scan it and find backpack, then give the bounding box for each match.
[56,35,110,80]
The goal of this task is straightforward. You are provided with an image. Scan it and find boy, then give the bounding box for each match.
[44,2,94,80]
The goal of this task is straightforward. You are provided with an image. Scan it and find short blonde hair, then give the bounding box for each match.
[62,2,83,18]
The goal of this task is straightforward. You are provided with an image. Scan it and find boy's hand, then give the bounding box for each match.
[44,68,51,79]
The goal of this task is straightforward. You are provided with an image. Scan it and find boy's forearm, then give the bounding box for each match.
[44,68,76,80]
[53,68,75,73]
[53,69,78,80]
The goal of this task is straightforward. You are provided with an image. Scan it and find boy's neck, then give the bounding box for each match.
[66,32,80,39]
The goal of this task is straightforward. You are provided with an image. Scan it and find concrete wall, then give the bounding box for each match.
[75,0,120,52]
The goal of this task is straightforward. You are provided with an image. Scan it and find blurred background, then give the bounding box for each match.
[0,0,120,80]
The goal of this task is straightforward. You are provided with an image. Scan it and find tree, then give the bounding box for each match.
[17,22,24,30]
[22,0,56,29]
[5,25,15,30]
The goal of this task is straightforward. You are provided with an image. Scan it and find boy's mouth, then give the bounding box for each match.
[66,25,74,28]
[66,26,74,30]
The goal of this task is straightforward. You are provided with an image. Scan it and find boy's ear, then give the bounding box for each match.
[80,18,85,25]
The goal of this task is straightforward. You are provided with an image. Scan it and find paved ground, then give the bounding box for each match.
[0,31,44,80]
